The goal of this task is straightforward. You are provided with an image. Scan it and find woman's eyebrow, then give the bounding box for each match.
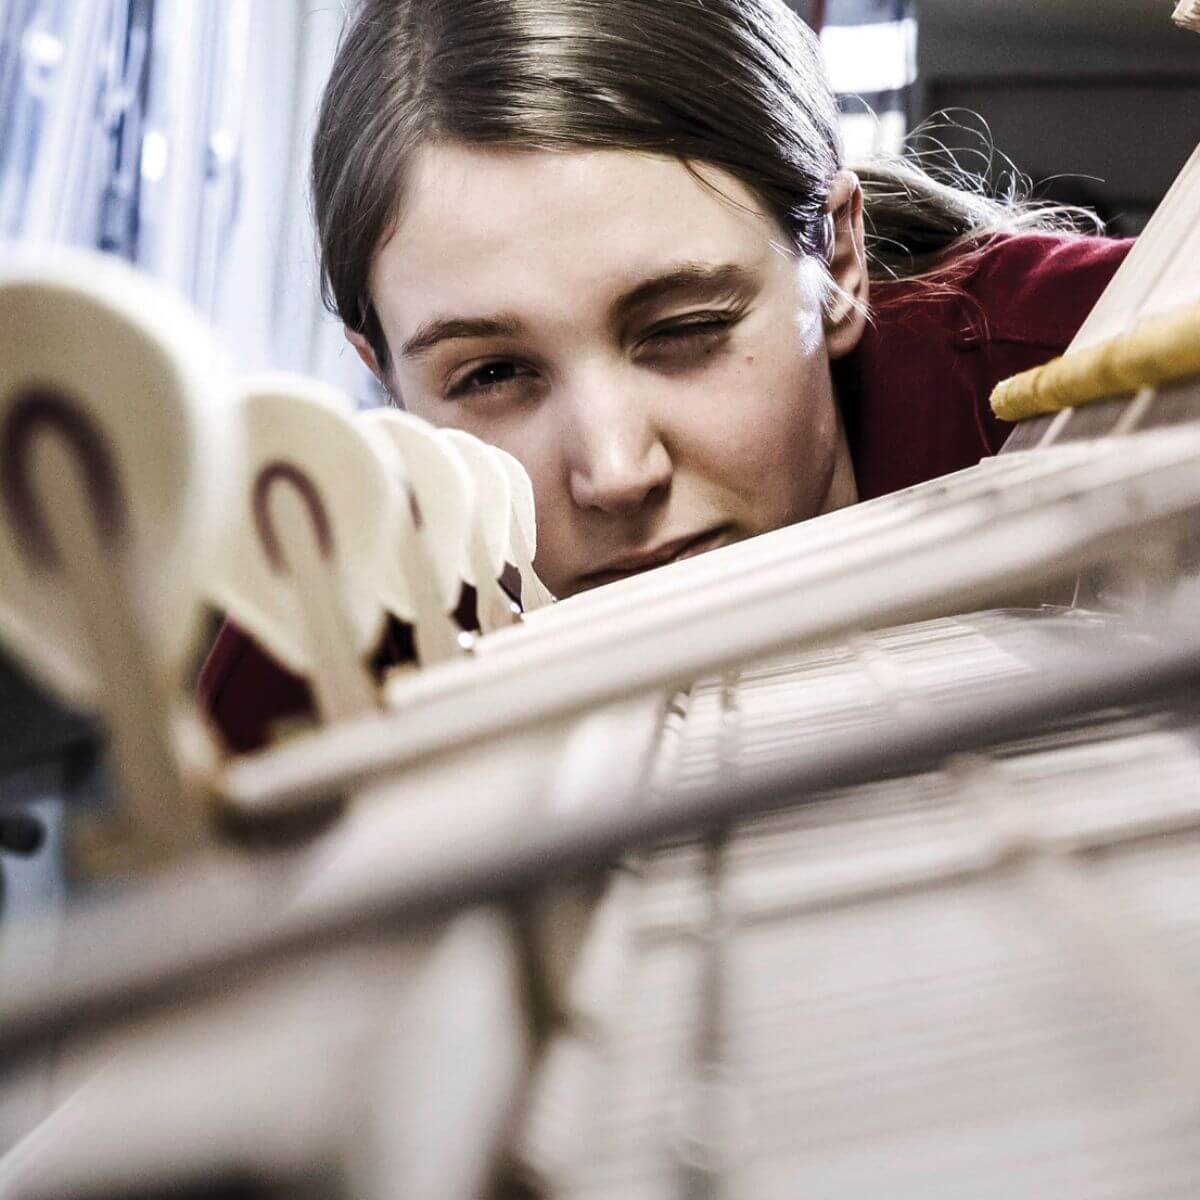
[612,262,757,322]
[399,264,754,360]
[400,315,525,360]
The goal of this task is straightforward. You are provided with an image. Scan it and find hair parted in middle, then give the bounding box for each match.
[311,0,1090,371]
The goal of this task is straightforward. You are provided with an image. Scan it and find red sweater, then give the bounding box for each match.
[838,232,1131,499]
[199,232,1132,753]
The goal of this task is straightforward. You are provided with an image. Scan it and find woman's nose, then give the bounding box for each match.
[565,382,673,516]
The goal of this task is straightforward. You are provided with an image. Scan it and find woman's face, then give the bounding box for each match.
[364,144,860,597]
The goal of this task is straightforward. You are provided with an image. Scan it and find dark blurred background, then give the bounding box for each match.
[915,0,1200,235]
[799,0,1200,234]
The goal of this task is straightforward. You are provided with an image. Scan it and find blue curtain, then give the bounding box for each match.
[0,0,362,393]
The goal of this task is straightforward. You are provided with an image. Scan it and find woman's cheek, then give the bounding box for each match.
[686,348,829,504]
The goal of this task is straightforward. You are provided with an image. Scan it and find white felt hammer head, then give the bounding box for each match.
[209,373,394,675]
[0,247,236,707]
[360,411,476,610]
[486,442,538,564]
[438,429,514,582]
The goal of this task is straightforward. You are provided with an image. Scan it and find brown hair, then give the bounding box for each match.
[311,0,1088,371]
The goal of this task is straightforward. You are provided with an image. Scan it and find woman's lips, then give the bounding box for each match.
[581,526,731,587]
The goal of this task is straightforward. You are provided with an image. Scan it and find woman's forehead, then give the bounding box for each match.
[370,143,793,330]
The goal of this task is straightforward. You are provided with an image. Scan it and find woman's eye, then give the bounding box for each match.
[446,360,535,399]
[652,317,733,341]
[640,312,741,361]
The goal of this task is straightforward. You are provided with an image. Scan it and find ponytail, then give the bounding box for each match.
[853,123,1103,285]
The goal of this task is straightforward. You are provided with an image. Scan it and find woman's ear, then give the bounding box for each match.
[346,328,404,408]
[823,169,869,361]
[346,328,385,381]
